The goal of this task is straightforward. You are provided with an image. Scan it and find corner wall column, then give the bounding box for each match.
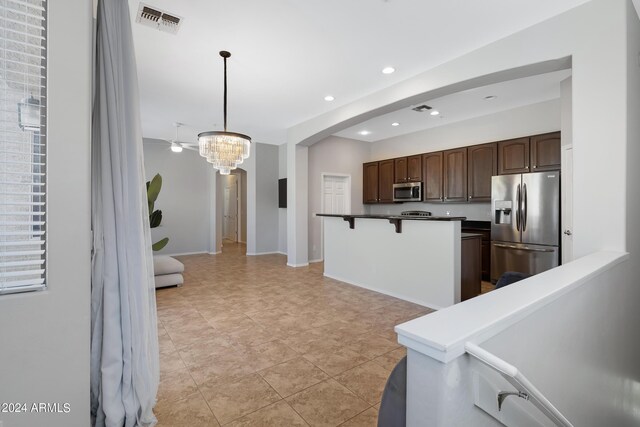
[287,142,309,267]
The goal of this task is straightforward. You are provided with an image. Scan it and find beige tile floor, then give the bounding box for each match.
[154,242,435,426]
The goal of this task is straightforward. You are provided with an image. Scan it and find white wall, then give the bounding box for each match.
[626,0,640,301]
[308,136,370,261]
[367,99,560,221]
[235,169,247,243]
[246,143,280,255]
[143,140,214,255]
[370,99,561,161]
[399,252,633,426]
[286,143,309,266]
[278,143,287,254]
[0,2,92,426]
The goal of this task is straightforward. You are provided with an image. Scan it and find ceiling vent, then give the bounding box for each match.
[136,3,183,35]
[412,105,432,112]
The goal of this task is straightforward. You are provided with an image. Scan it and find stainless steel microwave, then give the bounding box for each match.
[393,182,422,202]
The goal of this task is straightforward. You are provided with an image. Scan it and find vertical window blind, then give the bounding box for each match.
[0,0,47,295]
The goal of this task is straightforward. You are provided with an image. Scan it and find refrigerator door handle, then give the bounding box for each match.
[493,243,556,253]
[516,184,521,232]
[522,183,528,232]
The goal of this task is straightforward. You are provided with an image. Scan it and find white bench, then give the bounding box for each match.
[153,255,184,288]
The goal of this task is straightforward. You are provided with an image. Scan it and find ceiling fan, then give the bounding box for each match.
[163,122,198,153]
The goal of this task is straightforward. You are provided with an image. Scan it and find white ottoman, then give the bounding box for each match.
[153,256,184,288]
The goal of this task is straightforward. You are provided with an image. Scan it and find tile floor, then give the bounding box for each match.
[154,242,435,426]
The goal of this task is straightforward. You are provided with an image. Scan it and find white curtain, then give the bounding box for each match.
[90,0,159,426]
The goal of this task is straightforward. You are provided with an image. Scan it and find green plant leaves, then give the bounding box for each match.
[147,173,162,211]
[147,173,168,252]
[152,237,169,251]
[149,209,163,228]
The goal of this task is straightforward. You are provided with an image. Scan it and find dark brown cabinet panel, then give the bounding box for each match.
[443,148,467,202]
[363,162,379,204]
[422,152,443,202]
[407,155,423,182]
[461,234,482,301]
[481,240,490,282]
[378,159,395,203]
[467,142,497,202]
[498,137,530,175]
[394,157,408,183]
[531,132,561,171]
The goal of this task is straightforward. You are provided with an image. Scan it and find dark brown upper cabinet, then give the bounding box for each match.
[394,157,408,183]
[378,159,395,203]
[407,155,423,182]
[467,142,497,202]
[422,152,443,202]
[443,148,467,202]
[530,132,561,171]
[498,137,530,175]
[395,155,423,184]
[363,162,379,204]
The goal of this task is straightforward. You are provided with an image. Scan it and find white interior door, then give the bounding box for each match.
[323,176,348,215]
[320,174,351,261]
[223,175,238,241]
[561,145,573,263]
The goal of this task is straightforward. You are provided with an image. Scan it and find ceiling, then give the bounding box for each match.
[334,69,572,142]
[129,0,590,146]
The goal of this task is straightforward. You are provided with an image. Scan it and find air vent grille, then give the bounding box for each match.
[412,105,432,112]
[136,3,183,35]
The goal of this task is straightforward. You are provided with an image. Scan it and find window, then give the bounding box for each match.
[0,0,47,295]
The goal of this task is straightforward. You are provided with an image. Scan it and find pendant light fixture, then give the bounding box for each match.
[198,51,251,175]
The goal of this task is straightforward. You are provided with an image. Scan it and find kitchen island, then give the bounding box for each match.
[317,214,468,309]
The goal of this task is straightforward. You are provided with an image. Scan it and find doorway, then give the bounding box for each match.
[223,175,238,242]
[220,169,247,249]
[319,173,351,261]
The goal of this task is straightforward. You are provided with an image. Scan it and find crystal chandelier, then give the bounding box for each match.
[198,51,251,175]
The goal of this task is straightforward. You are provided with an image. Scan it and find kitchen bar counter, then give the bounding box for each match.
[317,213,466,234]
[319,214,466,309]
[316,213,466,221]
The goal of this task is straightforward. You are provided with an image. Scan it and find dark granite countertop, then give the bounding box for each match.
[316,213,466,221]
[461,220,491,230]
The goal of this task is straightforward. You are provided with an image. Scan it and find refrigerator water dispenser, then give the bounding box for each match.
[494,200,513,224]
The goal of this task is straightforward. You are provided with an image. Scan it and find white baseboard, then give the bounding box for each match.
[246,251,286,256]
[287,262,309,268]
[162,251,209,257]
[323,272,442,311]
[308,258,323,264]
[208,251,221,255]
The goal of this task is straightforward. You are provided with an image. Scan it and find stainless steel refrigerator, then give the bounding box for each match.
[490,171,560,282]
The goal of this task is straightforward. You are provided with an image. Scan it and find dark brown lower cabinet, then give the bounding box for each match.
[462,227,491,281]
[461,234,482,301]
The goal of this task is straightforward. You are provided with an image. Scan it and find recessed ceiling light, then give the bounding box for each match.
[391,122,400,127]
[359,130,371,136]
[324,95,335,102]
[430,110,440,116]
[382,67,395,74]
[484,95,497,100]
